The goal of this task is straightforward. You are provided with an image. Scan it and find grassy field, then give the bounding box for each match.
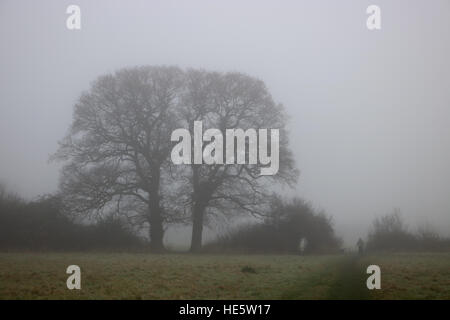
[361,253,450,299]
[0,252,449,299]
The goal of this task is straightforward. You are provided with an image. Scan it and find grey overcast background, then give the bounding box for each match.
[1,0,449,247]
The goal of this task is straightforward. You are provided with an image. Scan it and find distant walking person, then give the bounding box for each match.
[357,238,365,255]
[298,238,308,255]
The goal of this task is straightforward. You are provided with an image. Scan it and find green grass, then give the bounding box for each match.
[361,252,450,300]
[0,252,449,299]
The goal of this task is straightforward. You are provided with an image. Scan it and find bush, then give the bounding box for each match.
[0,190,144,251]
[366,210,450,252]
[205,197,341,254]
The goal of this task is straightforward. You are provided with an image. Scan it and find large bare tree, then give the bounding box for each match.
[54,66,184,251]
[55,66,297,252]
[177,70,298,252]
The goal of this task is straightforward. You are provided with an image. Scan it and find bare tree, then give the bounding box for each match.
[367,209,416,252]
[178,70,298,252]
[54,66,297,252]
[54,66,184,251]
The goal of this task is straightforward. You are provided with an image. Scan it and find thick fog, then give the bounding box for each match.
[1,0,449,246]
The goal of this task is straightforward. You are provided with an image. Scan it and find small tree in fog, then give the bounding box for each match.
[367,209,416,251]
[204,197,341,253]
[54,66,184,251]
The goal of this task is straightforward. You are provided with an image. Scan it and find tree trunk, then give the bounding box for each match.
[148,194,164,252]
[190,203,205,252]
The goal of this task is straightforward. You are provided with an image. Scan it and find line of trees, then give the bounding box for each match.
[0,186,143,251]
[52,66,298,252]
[366,210,450,252]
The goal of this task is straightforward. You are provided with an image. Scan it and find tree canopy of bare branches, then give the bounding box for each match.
[54,66,298,251]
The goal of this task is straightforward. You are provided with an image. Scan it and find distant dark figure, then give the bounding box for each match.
[357,238,365,255]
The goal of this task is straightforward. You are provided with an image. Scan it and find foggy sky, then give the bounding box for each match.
[1,0,450,246]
